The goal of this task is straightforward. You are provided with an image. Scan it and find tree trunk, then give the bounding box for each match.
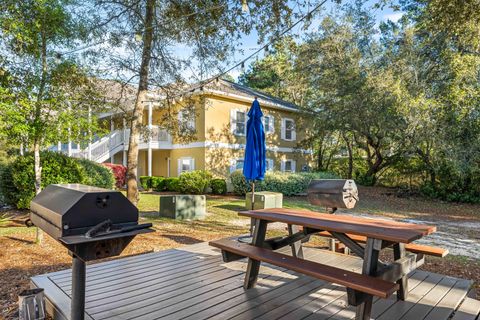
[33,29,48,244]
[342,132,353,179]
[126,0,155,205]
[33,141,42,195]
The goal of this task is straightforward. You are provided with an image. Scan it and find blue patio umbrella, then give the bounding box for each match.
[243,97,266,209]
[238,98,266,243]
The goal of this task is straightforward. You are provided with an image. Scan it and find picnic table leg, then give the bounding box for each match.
[394,243,408,300]
[287,224,304,259]
[356,238,381,320]
[244,218,268,289]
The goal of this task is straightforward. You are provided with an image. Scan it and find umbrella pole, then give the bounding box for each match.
[250,181,255,235]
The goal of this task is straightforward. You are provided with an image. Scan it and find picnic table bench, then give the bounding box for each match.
[209,208,446,320]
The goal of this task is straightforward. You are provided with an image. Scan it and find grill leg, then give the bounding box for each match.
[71,255,86,320]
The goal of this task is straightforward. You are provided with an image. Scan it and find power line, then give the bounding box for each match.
[58,3,231,57]
[156,0,329,101]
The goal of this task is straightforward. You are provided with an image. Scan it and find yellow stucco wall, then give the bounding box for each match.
[204,95,305,149]
[169,147,206,177]
[152,150,170,177]
[206,147,313,178]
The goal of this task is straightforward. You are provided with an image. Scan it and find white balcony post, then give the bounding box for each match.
[147,102,153,177]
[67,127,72,157]
[20,143,24,156]
[87,106,92,161]
[110,116,115,163]
[122,117,127,166]
[57,141,62,153]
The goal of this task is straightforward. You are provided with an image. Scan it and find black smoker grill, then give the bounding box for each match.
[29,184,154,320]
[307,179,359,213]
[307,179,359,251]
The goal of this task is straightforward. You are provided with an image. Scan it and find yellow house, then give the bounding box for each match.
[62,79,313,179]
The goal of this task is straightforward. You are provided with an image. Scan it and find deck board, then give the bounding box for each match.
[31,241,477,320]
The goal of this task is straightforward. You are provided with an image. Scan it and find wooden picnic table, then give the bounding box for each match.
[210,207,440,320]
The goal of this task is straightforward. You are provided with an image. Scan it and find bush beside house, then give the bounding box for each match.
[210,178,227,195]
[102,163,127,188]
[0,151,114,209]
[230,170,339,196]
[178,170,212,194]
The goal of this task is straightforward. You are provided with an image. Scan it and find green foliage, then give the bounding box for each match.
[230,170,250,195]
[0,151,114,209]
[230,170,339,196]
[178,170,212,194]
[165,177,181,192]
[139,176,152,190]
[210,178,227,195]
[151,176,166,191]
[76,159,115,189]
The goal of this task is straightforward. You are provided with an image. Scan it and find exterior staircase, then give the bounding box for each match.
[54,126,171,163]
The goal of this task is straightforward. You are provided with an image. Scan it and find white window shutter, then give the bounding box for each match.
[281,119,286,140]
[269,116,275,133]
[191,158,195,171]
[280,160,285,172]
[243,112,247,135]
[267,159,274,171]
[291,160,296,172]
[177,159,182,176]
[230,109,237,134]
[292,121,296,141]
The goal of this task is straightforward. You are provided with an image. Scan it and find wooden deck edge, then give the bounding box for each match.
[31,275,94,320]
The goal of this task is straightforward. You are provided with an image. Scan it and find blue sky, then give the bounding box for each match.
[217,0,404,81]
[94,0,404,84]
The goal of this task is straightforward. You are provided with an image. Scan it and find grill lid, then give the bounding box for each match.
[30,184,139,237]
[307,179,358,212]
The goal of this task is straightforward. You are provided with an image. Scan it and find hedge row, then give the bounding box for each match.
[230,170,339,196]
[140,170,227,195]
[140,176,181,192]
[0,151,115,209]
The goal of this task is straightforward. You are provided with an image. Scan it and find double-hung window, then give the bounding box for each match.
[281,159,296,173]
[281,118,296,141]
[178,157,195,175]
[263,115,274,134]
[230,159,245,173]
[178,108,196,132]
[231,110,247,136]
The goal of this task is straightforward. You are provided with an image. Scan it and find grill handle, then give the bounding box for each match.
[86,220,153,238]
[85,220,113,238]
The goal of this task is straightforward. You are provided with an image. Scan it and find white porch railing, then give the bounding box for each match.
[65,126,171,163]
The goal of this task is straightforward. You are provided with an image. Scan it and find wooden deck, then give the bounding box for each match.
[31,241,480,320]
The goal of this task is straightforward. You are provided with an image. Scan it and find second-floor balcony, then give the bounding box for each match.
[54,126,172,163]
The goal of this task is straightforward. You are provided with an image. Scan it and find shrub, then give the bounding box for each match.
[229,170,339,196]
[0,151,114,209]
[77,159,115,189]
[230,170,250,195]
[178,170,212,194]
[139,176,152,190]
[0,163,15,206]
[151,176,166,191]
[165,177,181,192]
[210,178,227,195]
[102,163,127,188]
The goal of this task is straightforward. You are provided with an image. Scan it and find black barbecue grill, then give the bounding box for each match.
[307,179,358,213]
[29,184,154,320]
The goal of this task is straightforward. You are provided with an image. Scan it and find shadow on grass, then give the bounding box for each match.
[5,236,35,245]
[161,234,204,245]
[213,204,246,211]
